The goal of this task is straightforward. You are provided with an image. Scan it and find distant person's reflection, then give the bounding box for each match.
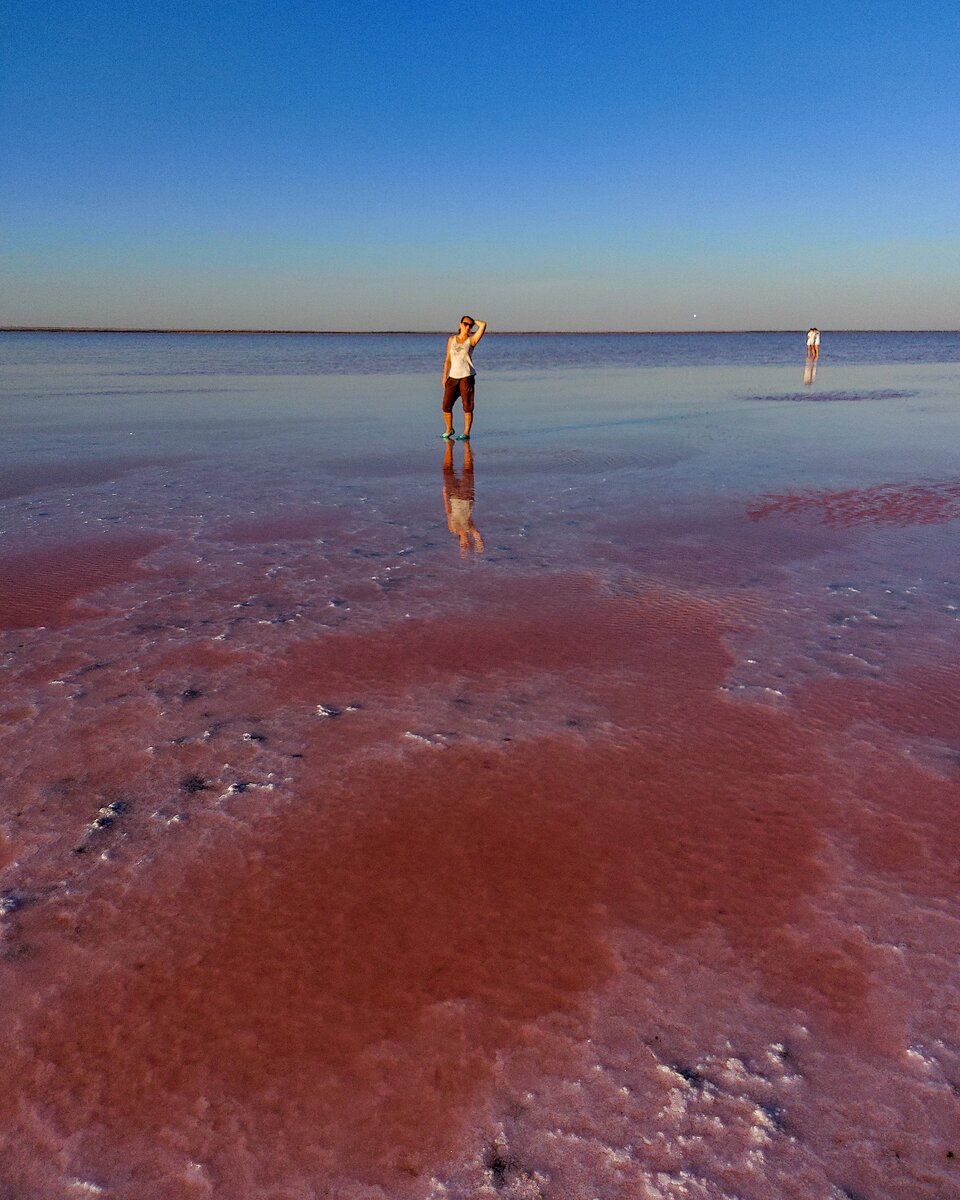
[442,441,484,557]
[803,358,817,386]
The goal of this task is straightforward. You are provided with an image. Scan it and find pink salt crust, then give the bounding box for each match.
[0,504,957,1199]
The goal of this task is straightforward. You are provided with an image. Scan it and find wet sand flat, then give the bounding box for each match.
[1,335,959,1199]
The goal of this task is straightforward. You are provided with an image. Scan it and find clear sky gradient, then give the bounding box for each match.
[2,0,958,330]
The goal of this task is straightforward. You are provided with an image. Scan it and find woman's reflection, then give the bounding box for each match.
[442,440,484,557]
[803,358,817,386]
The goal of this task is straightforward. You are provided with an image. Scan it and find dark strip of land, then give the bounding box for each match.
[2,327,957,336]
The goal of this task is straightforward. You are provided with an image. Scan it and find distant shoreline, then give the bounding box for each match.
[2,327,958,336]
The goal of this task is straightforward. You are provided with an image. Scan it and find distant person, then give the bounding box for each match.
[806,327,821,359]
[442,439,484,556]
[441,315,487,440]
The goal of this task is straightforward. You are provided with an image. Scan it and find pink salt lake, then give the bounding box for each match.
[1,333,958,1199]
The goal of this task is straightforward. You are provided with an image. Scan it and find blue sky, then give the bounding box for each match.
[1,0,958,329]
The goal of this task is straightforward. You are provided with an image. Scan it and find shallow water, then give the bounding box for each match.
[1,335,959,1199]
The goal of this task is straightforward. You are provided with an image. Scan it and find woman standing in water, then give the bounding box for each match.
[441,315,487,440]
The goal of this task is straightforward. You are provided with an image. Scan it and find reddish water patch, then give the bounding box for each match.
[845,757,960,900]
[794,665,960,900]
[0,536,170,629]
[748,479,960,527]
[584,501,843,585]
[150,641,242,674]
[798,662,960,743]
[0,457,173,502]
[253,572,740,711]
[0,704,35,724]
[18,735,822,1184]
[4,573,906,1195]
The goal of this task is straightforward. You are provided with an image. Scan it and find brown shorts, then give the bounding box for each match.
[442,375,475,414]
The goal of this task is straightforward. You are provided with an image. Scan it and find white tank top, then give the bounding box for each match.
[448,336,475,379]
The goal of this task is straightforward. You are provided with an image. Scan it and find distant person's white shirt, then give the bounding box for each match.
[806,329,820,348]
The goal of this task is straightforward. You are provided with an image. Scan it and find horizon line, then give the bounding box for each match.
[3,326,959,336]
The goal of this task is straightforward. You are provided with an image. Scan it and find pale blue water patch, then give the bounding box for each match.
[2,336,960,553]
[2,332,959,482]
[477,360,960,496]
[2,330,960,379]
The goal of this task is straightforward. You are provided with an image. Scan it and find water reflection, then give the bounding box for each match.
[442,441,484,557]
[803,358,818,386]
